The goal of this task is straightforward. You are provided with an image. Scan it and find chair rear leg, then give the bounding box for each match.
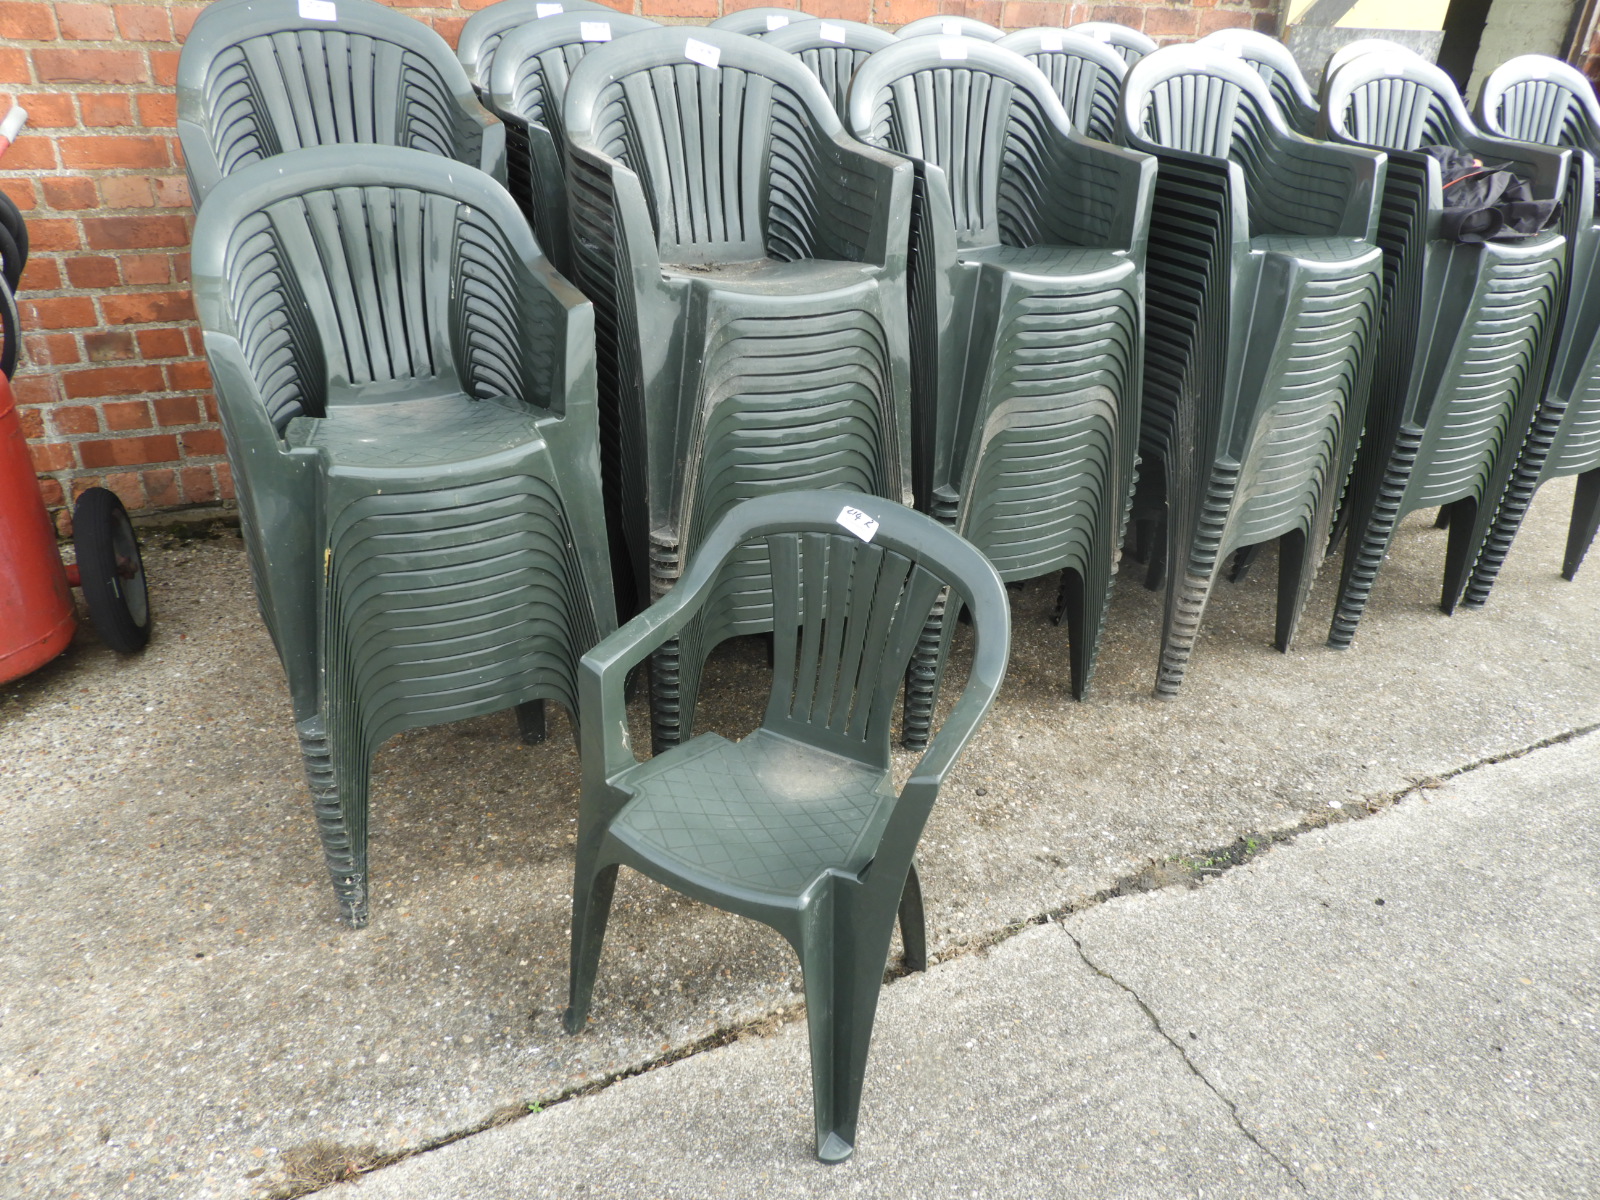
[1439,495,1479,614]
[564,858,620,1034]
[296,715,370,927]
[1228,543,1262,583]
[1052,568,1097,700]
[897,862,926,974]
[515,700,546,746]
[1155,467,1236,699]
[1329,436,1419,649]
[1563,468,1600,581]
[902,591,950,751]
[1274,528,1315,652]
[1434,506,1452,529]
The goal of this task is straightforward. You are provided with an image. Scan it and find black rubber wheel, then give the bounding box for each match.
[0,189,26,288]
[0,219,21,295]
[0,276,17,380]
[73,487,152,653]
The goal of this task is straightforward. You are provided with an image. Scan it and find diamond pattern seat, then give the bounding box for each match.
[176,0,503,207]
[456,0,614,96]
[1464,55,1600,598]
[996,27,1129,143]
[847,37,1154,740]
[1321,51,1569,647]
[562,27,915,752]
[565,491,1010,1165]
[190,145,616,926]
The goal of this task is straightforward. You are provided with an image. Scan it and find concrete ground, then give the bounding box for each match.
[1,477,1596,1200]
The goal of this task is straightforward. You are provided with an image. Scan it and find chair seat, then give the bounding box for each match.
[611,728,894,896]
[287,394,544,470]
[662,256,878,296]
[961,242,1131,280]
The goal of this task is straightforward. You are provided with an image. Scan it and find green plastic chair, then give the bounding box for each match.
[1066,21,1157,67]
[487,11,660,277]
[1465,55,1600,597]
[1198,28,1319,135]
[895,15,1005,41]
[191,146,616,926]
[564,490,1010,1164]
[847,38,1154,739]
[996,28,1129,144]
[456,0,614,96]
[176,0,504,207]
[1321,52,1568,647]
[563,27,915,751]
[764,19,896,121]
[708,7,819,36]
[1120,46,1386,696]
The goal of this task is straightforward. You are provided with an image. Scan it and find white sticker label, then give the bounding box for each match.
[765,13,789,29]
[1095,29,1113,41]
[818,21,847,42]
[941,19,961,34]
[1220,42,1243,56]
[298,0,336,20]
[536,2,563,15]
[579,20,612,41]
[837,506,879,542]
[1039,31,1063,50]
[939,36,967,60]
[684,37,721,68]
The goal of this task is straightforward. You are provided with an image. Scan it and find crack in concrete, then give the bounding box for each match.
[1060,925,1310,1194]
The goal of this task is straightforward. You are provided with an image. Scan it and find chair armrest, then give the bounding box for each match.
[1242,131,1387,239]
[1031,132,1156,255]
[1461,131,1569,203]
[566,140,665,280]
[812,132,913,268]
[478,117,509,186]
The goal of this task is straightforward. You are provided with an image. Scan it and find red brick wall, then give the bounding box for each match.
[2,0,1281,531]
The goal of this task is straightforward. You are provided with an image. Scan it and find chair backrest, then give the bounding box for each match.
[895,15,1005,41]
[848,38,1077,246]
[1199,27,1318,133]
[708,7,819,36]
[563,27,848,263]
[177,0,491,204]
[764,19,896,120]
[191,145,565,434]
[457,0,614,93]
[1323,50,1471,151]
[491,11,660,142]
[1122,44,1285,159]
[1479,54,1600,153]
[1321,37,1422,89]
[1066,21,1156,66]
[996,27,1126,143]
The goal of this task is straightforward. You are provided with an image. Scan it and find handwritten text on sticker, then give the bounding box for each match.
[837,506,879,542]
[298,0,336,20]
[580,20,611,40]
[684,37,721,68]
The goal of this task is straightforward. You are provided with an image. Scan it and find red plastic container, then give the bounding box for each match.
[0,372,76,683]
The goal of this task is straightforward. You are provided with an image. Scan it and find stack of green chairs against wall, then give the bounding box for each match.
[191,146,616,926]
[764,19,895,121]
[1198,28,1320,135]
[1067,21,1157,68]
[456,0,614,98]
[995,28,1129,144]
[1466,56,1600,596]
[562,27,914,752]
[176,0,503,207]
[708,7,818,36]
[563,491,1009,1166]
[847,37,1153,742]
[895,15,1005,41]
[487,12,660,277]
[1321,53,1567,647]
[1119,47,1385,696]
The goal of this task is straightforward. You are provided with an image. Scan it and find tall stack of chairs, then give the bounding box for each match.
[765,19,896,120]
[709,7,819,36]
[456,0,615,96]
[996,27,1128,143]
[1067,21,1157,67]
[1198,27,1319,135]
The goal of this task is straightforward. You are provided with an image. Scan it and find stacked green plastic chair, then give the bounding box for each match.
[1120,46,1386,696]
[1066,21,1156,67]
[996,28,1128,144]
[1321,52,1568,647]
[708,7,818,36]
[895,15,1005,41]
[176,0,504,207]
[847,37,1153,739]
[487,11,659,276]
[1465,56,1600,596]
[191,146,615,926]
[562,27,914,750]
[457,0,614,97]
[564,490,1009,1165]
[764,19,895,121]
[1198,28,1319,135]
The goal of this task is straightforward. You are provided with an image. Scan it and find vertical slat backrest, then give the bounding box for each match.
[1493,78,1599,152]
[794,44,877,118]
[1023,47,1122,142]
[1336,75,1453,151]
[220,210,326,431]
[1139,69,1246,159]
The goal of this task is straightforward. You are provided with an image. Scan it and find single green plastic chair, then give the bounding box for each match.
[564,490,1010,1164]
[847,37,1154,739]
[176,0,504,207]
[895,15,1004,41]
[1120,46,1386,695]
[1465,55,1600,597]
[1066,21,1156,67]
[563,27,915,751]
[1321,52,1568,647]
[708,7,819,36]
[456,0,614,96]
[1198,28,1319,135]
[487,11,659,277]
[764,19,895,120]
[191,146,616,926]
[995,28,1128,144]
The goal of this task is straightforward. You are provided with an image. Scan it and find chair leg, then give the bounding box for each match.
[1434,506,1452,529]
[1228,543,1262,583]
[1274,529,1314,652]
[1052,569,1096,700]
[1563,467,1600,581]
[649,640,684,754]
[564,857,620,1034]
[897,862,926,974]
[296,715,370,928]
[1329,435,1419,649]
[1154,467,1235,699]
[514,699,547,746]
[902,590,950,751]
[1439,495,1479,615]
